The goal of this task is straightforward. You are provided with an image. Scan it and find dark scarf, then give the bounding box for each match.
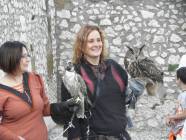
[83,58,107,80]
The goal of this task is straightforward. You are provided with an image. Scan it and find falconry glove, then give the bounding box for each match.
[50,99,80,125]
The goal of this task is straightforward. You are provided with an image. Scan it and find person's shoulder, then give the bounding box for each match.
[27,71,43,83]
[105,58,120,66]
[27,71,40,78]
[106,59,127,74]
[27,72,45,89]
[105,58,116,63]
[105,59,124,69]
[178,91,186,99]
[181,91,186,96]
[0,75,6,85]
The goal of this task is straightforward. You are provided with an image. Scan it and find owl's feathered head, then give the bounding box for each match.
[125,44,145,63]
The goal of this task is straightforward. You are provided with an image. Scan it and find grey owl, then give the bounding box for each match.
[124,45,164,95]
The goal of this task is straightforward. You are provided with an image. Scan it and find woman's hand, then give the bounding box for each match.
[18,136,25,140]
[166,116,175,126]
[50,97,81,115]
[165,116,171,126]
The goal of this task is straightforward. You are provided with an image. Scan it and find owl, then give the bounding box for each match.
[124,45,164,95]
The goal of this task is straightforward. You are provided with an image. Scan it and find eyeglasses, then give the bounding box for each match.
[21,54,31,58]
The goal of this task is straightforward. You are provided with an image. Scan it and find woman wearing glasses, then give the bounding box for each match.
[0,41,79,140]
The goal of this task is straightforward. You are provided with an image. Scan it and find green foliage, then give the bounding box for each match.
[168,64,179,71]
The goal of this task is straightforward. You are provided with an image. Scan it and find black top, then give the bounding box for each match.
[57,59,129,139]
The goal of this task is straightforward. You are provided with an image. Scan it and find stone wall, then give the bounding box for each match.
[0,0,186,139]
[0,0,57,78]
[0,0,58,102]
[55,0,186,139]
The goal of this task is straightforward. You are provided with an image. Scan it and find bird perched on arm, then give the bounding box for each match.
[124,44,164,96]
[62,61,88,118]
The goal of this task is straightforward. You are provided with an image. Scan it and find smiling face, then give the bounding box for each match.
[83,30,103,64]
[18,47,30,73]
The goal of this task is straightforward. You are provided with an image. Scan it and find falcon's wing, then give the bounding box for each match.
[63,70,79,97]
[77,74,87,96]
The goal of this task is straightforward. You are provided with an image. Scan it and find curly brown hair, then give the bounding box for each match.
[72,25,108,64]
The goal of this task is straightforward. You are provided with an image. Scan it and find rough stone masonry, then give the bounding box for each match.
[0,0,186,139]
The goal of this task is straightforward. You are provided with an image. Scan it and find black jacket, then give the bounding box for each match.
[52,59,130,139]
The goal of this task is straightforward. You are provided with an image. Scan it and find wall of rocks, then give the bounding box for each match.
[0,0,57,78]
[0,0,186,139]
[55,0,186,139]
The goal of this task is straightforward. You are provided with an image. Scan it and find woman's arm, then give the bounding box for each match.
[34,74,51,116]
[50,80,72,124]
[51,80,83,139]
[168,109,186,121]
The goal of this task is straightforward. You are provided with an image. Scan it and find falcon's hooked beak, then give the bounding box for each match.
[65,62,74,71]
